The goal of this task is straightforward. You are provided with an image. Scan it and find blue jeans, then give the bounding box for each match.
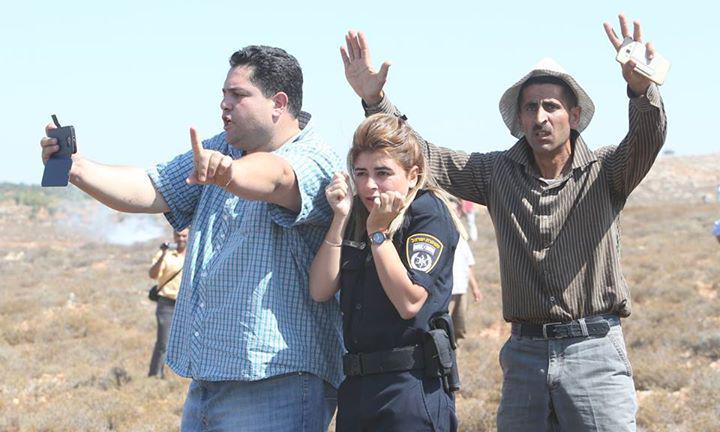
[497,325,637,432]
[181,372,337,432]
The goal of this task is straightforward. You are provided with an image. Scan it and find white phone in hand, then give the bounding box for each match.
[615,37,671,85]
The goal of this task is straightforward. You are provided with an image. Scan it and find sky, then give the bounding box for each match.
[3,0,717,185]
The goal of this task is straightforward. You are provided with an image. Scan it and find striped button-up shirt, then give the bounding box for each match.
[365,85,666,323]
[148,112,345,386]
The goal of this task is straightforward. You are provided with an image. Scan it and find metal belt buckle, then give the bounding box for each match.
[344,354,364,376]
[542,322,562,339]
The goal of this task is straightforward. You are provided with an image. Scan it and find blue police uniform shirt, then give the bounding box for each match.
[147,112,345,387]
[340,190,459,354]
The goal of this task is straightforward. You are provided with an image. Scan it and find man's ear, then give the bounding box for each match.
[569,106,581,129]
[271,92,289,117]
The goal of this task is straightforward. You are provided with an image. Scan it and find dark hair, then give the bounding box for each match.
[229,46,303,117]
[518,75,578,109]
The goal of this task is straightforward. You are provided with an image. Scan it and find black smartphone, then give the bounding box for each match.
[41,115,77,187]
[47,117,76,157]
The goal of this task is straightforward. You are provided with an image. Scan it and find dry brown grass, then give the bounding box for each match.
[1,182,719,431]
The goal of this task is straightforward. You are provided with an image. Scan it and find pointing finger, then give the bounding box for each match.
[190,127,203,157]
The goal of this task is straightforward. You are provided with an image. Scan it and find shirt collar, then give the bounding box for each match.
[506,130,597,178]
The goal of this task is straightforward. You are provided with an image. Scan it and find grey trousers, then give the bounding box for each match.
[497,325,637,432]
[148,297,175,378]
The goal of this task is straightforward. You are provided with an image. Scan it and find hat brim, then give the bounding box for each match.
[499,69,595,139]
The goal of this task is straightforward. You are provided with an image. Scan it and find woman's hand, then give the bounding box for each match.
[325,172,354,218]
[367,191,405,234]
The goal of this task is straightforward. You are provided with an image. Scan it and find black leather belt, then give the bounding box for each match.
[343,345,425,377]
[512,314,620,339]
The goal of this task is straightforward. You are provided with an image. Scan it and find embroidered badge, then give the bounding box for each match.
[406,233,444,273]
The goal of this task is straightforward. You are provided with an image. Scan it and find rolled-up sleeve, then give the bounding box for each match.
[268,141,340,228]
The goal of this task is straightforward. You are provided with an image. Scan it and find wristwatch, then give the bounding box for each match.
[369,230,389,246]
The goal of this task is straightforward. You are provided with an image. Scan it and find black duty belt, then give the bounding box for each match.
[343,345,425,377]
[511,314,620,339]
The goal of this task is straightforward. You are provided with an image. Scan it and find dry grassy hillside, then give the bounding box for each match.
[628,153,720,205]
[1,154,719,431]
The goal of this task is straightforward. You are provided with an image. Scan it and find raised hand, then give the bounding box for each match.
[340,31,391,105]
[325,172,354,217]
[186,127,235,187]
[604,14,654,95]
[366,191,406,234]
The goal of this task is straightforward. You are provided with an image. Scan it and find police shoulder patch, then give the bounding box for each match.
[405,233,444,273]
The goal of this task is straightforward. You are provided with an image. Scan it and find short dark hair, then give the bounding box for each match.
[518,75,578,109]
[229,46,303,117]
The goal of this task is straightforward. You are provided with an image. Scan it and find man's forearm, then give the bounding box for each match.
[224,152,300,212]
[70,157,170,214]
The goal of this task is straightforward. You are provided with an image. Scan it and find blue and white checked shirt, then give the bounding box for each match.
[148,112,345,387]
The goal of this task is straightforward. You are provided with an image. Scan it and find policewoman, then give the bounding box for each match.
[310,113,465,431]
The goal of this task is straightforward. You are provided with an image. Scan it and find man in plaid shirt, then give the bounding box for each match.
[41,45,343,431]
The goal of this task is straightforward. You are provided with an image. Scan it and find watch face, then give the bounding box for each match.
[370,231,386,245]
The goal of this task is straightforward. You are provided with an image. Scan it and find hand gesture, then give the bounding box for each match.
[366,191,406,234]
[186,127,234,187]
[604,14,654,95]
[340,31,391,106]
[325,172,354,217]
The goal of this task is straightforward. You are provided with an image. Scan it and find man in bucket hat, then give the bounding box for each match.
[341,14,665,432]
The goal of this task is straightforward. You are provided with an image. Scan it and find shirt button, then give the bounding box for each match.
[194,331,199,337]
[355,303,362,310]
[199,302,205,308]
[201,271,208,278]
[549,296,556,303]
[353,338,359,344]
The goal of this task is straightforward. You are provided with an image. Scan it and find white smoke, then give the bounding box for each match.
[56,199,167,245]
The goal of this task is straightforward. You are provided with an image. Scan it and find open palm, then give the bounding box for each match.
[341,31,390,105]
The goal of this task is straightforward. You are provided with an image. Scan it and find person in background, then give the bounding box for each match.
[461,199,478,242]
[449,199,481,342]
[148,228,189,378]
